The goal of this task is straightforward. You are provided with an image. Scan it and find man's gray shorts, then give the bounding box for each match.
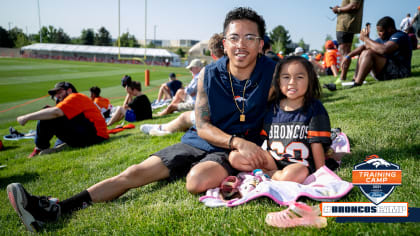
[152,143,238,180]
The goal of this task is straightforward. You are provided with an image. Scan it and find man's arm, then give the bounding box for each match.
[195,68,230,148]
[17,107,64,126]
[360,28,399,55]
[340,44,365,71]
[332,1,360,14]
[195,69,268,168]
[185,76,198,97]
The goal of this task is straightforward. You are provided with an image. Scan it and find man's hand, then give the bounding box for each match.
[233,137,269,169]
[17,115,28,126]
[360,27,370,42]
[332,6,340,14]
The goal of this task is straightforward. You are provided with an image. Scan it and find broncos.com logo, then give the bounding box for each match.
[352,155,401,205]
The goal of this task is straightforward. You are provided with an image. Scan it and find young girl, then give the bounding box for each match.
[229,56,331,183]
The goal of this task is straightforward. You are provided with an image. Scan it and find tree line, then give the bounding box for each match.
[1,24,350,53]
[0,25,146,48]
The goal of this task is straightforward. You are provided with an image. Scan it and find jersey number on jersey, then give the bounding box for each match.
[262,140,309,166]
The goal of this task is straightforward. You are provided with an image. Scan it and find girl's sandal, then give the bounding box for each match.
[265,202,327,228]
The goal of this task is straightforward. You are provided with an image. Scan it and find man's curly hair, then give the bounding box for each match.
[223,7,266,38]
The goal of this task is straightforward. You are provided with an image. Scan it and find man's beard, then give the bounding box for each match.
[55,91,68,104]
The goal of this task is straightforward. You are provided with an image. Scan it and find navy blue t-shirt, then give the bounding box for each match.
[263,99,331,171]
[166,80,183,97]
[375,30,412,70]
[181,55,276,152]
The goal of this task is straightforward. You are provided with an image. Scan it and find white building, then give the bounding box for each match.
[21,43,182,67]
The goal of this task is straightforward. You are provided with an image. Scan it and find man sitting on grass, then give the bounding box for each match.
[7,7,275,232]
[325,16,412,91]
[153,72,183,106]
[16,82,109,158]
[157,59,202,116]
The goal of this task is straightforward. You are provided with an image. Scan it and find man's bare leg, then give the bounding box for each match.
[157,104,178,116]
[171,89,186,104]
[339,42,352,80]
[186,161,228,194]
[163,111,193,133]
[353,49,387,85]
[88,156,170,202]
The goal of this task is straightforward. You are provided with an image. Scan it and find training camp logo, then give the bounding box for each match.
[321,155,408,218]
[352,154,401,204]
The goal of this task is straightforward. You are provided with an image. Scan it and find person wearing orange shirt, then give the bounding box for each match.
[322,40,340,77]
[16,82,109,158]
[310,40,340,77]
[90,86,112,119]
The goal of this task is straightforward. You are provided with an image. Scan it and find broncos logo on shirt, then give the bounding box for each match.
[234,96,246,102]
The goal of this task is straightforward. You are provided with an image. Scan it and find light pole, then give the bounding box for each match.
[37,0,42,43]
[144,0,147,60]
[154,25,157,45]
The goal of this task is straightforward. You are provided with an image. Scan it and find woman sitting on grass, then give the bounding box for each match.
[107,80,152,126]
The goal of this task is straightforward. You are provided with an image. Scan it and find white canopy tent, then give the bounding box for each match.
[21,43,181,66]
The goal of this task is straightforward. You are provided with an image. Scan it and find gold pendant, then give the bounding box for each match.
[240,114,245,122]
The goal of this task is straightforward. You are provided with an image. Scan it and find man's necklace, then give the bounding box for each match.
[228,71,249,122]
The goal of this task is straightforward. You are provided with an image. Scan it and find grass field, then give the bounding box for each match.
[0,56,419,235]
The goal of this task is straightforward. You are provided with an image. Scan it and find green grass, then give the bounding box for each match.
[0,55,419,235]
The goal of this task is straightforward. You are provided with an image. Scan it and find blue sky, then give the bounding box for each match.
[1,0,418,50]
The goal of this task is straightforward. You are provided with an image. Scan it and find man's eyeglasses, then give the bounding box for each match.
[225,35,261,45]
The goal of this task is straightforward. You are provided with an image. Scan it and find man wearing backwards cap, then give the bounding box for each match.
[16,81,109,158]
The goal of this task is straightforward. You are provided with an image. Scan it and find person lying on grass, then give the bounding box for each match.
[7,7,276,232]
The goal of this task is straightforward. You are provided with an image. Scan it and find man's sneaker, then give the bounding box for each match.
[39,143,68,155]
[349,82,362,88]
[3,127,25,140]
[140,124,160,134]
[334,78,344,85]
[323,83,337,91]
[28,148,41,158]
[149,128,171,136]
[7,183,60,232]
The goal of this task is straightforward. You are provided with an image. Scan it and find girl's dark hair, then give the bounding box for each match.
[223,7,266,38]
[271,56,321,108]
[127,80,141,92]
